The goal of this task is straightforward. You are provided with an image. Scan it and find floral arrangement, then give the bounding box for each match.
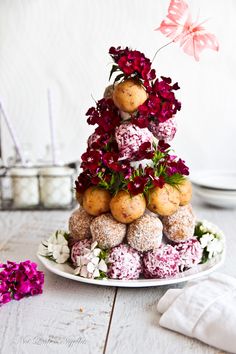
[0,260,44,306]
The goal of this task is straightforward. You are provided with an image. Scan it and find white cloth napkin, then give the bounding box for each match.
[157,273,236,353]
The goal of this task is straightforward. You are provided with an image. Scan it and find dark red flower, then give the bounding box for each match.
[166,159,189,176]
[81,150,102,172]
[135,142,154,160]
[158,140,171,152]
[75,171,92,193]
[86,98,121,133]
[117,162,133,179]
[132,115,149,129]
[153,176,165,188]
[127,176,148,195]
[109,46,156,82]
[103,152,119,170]
[144,166,155,178]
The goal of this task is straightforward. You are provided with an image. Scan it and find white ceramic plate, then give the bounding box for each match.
[193,185,236,208]
[37,250,225,288]
[190,170,236,191]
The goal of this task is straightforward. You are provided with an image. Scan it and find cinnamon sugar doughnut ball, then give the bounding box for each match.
[90,213,126,249]
[147,184,180,216]
[178,179,192,206]
[110,190,146,224]
[69,208,94,240]
[113,79,148,113]
[83,187,111,216]
[127,214,163,252]
[162,204,195,243]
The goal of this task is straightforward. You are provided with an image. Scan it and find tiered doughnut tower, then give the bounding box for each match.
[69,46,202,280]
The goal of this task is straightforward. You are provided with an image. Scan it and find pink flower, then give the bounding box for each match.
[0,260,44,306]
[156,0,219,61]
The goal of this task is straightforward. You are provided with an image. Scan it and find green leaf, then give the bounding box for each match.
[114,73,125,84]
[109,65,119,81]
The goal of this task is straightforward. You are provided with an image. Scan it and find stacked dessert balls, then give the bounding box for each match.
[70,47,203,280]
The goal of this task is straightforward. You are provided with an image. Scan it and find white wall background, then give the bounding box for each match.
[0,0,235,172]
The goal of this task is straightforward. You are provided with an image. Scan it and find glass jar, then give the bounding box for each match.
[39,166,74,208]
[10,167,39,208]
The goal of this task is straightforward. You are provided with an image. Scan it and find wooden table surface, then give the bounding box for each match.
[1,196,235,354]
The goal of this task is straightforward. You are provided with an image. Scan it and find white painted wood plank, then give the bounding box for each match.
[0,211,116,354]
[105,197,236,354]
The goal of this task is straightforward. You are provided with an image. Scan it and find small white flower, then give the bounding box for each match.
[197,220,225,260]
[39,230,70,264]
[206,238,224,259]
[38,242,49,256]
[199,233,214,248]
[98,259,108,272]
[74,242,108,279]
[52,244,70,264]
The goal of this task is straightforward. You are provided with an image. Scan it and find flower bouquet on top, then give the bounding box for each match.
[38,0,224,281]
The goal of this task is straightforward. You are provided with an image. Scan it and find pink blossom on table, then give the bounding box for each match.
[115,122,153,161]
[0,260,44,306]
[175,237,203,271]
[149,118,177,142]
[70,239,92,266]
[107,244,143,280]
[143,244,180,279]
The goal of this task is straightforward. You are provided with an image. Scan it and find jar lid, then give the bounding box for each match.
[39,166,74,176]
[10,167,39,176]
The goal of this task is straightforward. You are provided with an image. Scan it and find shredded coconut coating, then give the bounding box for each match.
[69,208,94,241]
[87,132,101,148]
[115,122,153,160]
[127,214,163,252]
[149,118,177,142]
[175,237,203,271]
[108,244,143,280]
[143,244,180,279]
[90,213,126,249]
[70,239,92,266]
[162,204,195,243]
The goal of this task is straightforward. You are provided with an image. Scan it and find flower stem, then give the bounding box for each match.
[152,40,174,63]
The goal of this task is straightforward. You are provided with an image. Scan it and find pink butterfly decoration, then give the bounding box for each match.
[156,0,219,61]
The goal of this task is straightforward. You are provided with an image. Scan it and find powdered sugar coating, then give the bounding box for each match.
[115,122,153,160]
[70,239,92,266]
[90,213,126,249]
[162,204,195,243]
[127,214,163,252]
[149,118,177,142]
[108,244,142,280]
[175,237,203,271]
[143,244,180,279]
[69,208,94,241]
